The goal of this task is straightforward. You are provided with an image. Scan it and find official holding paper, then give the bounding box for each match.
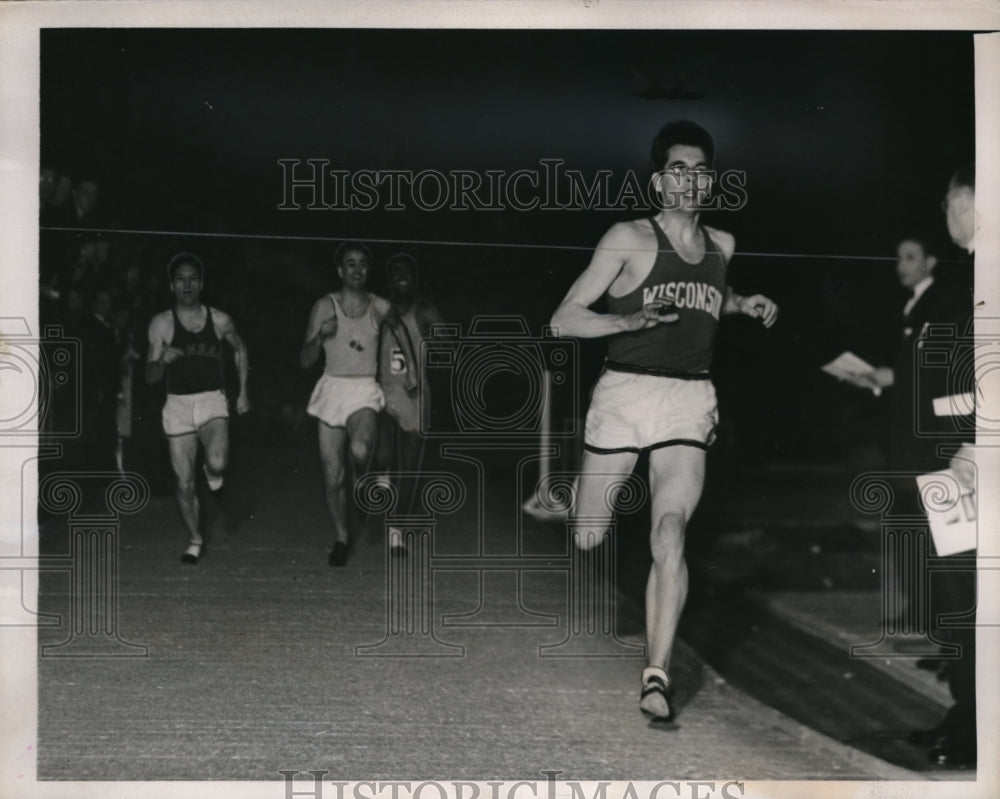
[898,168,977,769]
[865,234,971,470]
[834,177,977,766]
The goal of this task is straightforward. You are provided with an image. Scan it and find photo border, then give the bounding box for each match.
[2,2,998,798]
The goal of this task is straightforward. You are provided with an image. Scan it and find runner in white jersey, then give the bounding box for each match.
[301,241,390,566]
[551,121,778,722]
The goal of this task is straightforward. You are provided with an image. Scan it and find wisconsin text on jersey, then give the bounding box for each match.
[642,281,724,319]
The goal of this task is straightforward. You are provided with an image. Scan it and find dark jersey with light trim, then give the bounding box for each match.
[166,306,224,395]
[605,220,728,375]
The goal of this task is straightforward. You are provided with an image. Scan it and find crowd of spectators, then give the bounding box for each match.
[40,167,177,494]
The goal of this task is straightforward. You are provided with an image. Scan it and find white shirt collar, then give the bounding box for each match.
[903,275,934,316]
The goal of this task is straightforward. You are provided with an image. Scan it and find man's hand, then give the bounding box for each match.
[871,367,895,389]
[843,366,892,394]
[738,294,779,328]
[625,299,679,331]
[318,317,338,340]
[300,299,334,369]
[236,392,250,415]
[950,443,976,491]
[161,346,184,364]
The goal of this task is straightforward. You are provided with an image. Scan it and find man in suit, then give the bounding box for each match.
[912,166,978,769]
[865,173,977,768]
[868,235,970,471]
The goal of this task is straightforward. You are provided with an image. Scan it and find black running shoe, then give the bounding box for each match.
[329,541,348,567]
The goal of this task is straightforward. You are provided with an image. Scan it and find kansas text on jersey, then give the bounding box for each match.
[166,306,224,395]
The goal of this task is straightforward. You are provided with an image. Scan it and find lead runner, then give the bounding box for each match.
[551,120,778,721]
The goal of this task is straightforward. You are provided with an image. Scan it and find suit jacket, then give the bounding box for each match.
[889,277,973,470]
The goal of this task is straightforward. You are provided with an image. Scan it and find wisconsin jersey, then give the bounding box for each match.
[605,220,728,375]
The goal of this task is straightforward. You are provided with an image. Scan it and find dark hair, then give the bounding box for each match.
[334,240,372,267]
[650,120,715,171]
[897,233,939,258]
[950,162,975,191]
[166,251,204,281]
[385,252,418,275]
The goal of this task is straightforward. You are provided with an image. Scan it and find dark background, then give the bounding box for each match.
[39,28,976,465]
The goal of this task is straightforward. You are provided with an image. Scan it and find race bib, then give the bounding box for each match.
[390,347,407,375]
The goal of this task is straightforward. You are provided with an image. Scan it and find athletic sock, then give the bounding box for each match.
[639,665,673,720]
[642,665,669,687]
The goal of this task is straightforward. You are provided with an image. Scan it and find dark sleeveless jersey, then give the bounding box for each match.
[166,306,224,395]
[605,220,728,375]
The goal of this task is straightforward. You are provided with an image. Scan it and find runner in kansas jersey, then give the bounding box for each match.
[550,121,778,724]
[146,252,250,565]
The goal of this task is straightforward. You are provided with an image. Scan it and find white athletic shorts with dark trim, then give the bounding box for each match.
[162,389,229,437]
[307,374,385,429]
[584,370,718,454]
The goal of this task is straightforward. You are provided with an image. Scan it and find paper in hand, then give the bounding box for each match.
[915,469,977,557]
[821,352,881,396]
